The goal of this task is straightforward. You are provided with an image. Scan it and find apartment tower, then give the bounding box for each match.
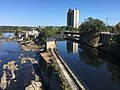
[67,9,79,28]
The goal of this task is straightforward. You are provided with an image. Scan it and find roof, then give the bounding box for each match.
[46,37,55,42]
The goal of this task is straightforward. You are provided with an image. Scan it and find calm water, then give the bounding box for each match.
[56,40,120,90]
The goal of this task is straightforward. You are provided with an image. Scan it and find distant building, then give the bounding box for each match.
[67,9,79,28]
[22,28,39,39]
[18,28,39,41]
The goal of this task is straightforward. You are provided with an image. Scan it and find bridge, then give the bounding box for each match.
[63,31,80,42]
[63,31,80,35]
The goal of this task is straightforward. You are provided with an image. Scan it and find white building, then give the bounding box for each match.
[67,9,79,28]
[26,29,39,38]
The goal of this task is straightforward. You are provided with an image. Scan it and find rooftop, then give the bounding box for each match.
[46,37,55,42]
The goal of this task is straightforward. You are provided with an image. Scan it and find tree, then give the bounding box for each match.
[0,31,2,36]
[79,17,106,46]
[40,26,59,37]
[61,26,67,32]
[80,17,106,34]
[115,22,120,34]
[66,26,74,31]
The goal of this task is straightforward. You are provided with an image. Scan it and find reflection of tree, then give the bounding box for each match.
[79,44,104,68]
[107,64,120,84]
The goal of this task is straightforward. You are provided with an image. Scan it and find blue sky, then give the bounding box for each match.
[0,0,120,26]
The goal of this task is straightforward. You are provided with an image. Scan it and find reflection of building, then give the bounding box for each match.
[66,40,78,53]
[67,9,79,28]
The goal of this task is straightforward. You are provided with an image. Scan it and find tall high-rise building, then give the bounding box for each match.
[67,9,79,28]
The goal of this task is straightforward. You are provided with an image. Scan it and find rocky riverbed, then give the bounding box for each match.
[0,39,44,90]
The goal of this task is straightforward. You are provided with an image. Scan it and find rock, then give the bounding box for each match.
[8,80,10,85]
[3,64,7,69]
[14,80,17,82]
[31,80,42,90]
[25,85,34,90]
[0,71,7,90]
[3,61,18,80]
[7,61,18,71]
[25,80,42,90]
[18,56,21,59]
[11,70,15,79]
[35,74,40,82]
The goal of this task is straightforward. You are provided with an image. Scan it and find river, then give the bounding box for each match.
[0,33,42,90]
[56,39,120,90]
[1,32,120,90]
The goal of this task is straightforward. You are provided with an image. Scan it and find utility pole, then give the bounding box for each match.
[106,18,120,26]
[106,18,108,26]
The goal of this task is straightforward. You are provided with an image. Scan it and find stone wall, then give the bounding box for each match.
[99,34,111,44]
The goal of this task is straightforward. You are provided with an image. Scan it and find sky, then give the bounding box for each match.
[0,0,120,26]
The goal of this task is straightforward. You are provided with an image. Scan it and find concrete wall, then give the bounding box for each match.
[99,34,111,44]
[39,55,62,90]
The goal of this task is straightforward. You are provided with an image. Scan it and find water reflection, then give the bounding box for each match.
[56,40,120,90]
[79,44,104,68]
[107,64,120,84]
[66,40,78,53]
[79,44,120,84]
[3,33,14,38]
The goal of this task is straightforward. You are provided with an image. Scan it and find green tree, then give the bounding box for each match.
[66,26,74,31]
[0,31,2,36]
[79,17,106,46]
[80,17,106,34]
[115,22,120,34]
[40,26,59,37]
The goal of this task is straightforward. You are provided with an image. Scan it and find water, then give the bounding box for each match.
[0,33,41,90]
[56,40,120,90]
[2,33,14,38]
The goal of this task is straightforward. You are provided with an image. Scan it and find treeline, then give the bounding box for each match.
[80,17,120,41]
[80,17,120,57]
[80,17,120,34]
[0,26,32,32]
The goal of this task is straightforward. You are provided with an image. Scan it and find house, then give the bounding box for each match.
[18,28,39,41]
[46,37,56,50]
[26,29,39,39]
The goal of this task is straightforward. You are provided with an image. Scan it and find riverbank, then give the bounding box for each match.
[79,39,120,59]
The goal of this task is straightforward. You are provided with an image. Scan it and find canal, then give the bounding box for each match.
[56,39,120,90]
